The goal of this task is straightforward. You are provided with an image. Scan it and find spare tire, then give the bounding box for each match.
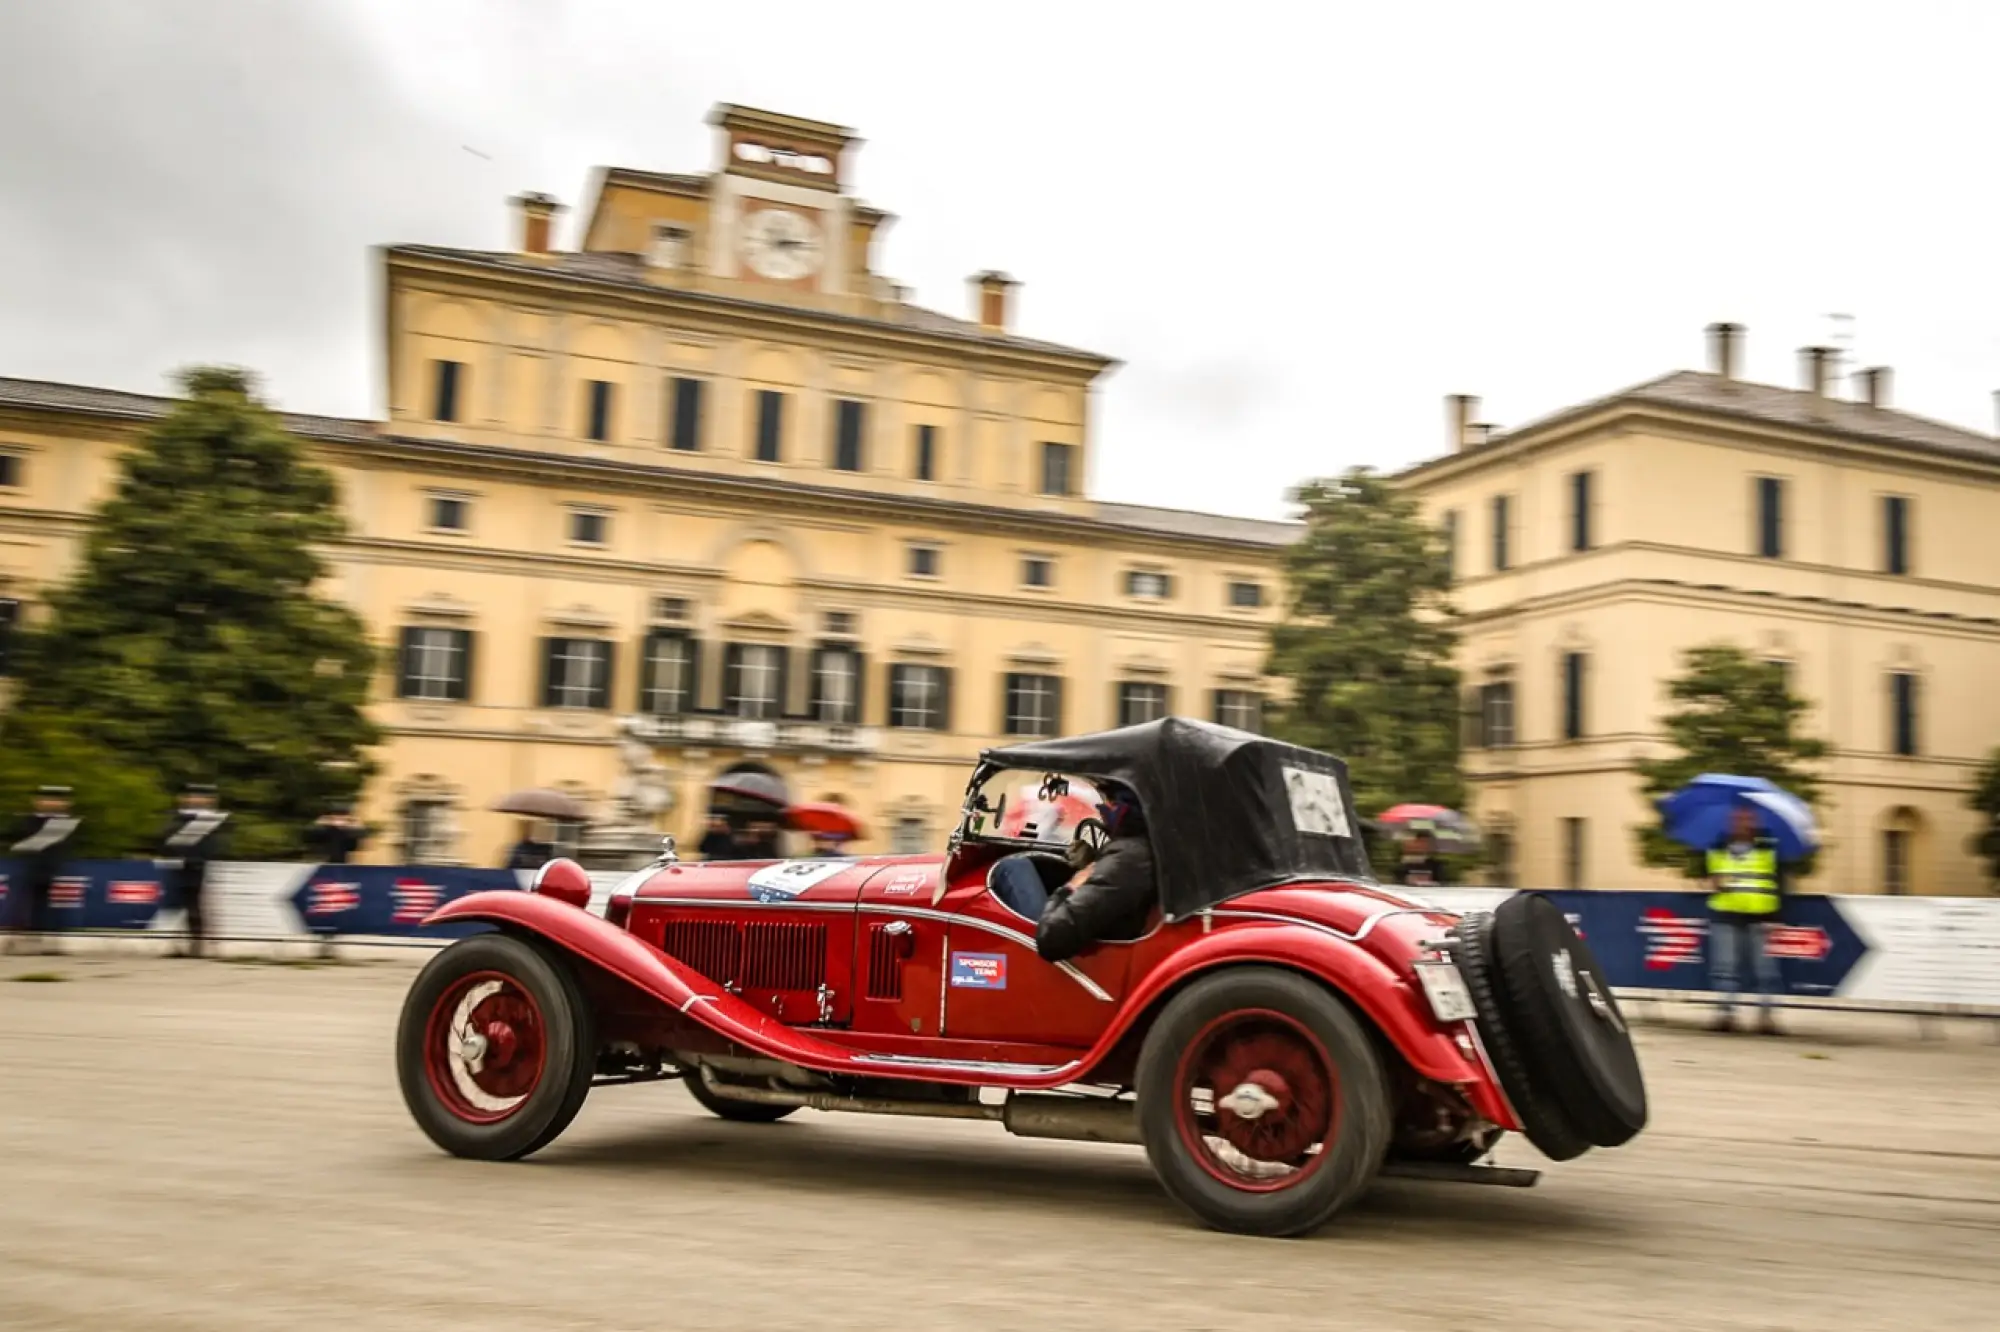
[1449,911,1592,1162]
[1489,893,1648,1148]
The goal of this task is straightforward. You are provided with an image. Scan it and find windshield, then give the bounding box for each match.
[959,768,1107,850]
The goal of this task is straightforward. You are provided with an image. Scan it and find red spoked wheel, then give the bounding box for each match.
[1137,968,1390,1237]
[397,934,596,1161]
[1175,1010,1339,1193]
[422,971,550,1125]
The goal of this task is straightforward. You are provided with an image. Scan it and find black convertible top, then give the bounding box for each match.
[978,717,1374,921]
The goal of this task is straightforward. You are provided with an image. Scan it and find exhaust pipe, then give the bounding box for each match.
[697,1071,1143,1145]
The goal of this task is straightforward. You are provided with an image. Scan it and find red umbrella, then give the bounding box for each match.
[1378,803,1453,824]
[784,801,866,840]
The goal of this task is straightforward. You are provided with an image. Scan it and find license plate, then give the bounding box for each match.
[1414,961,1477,1024]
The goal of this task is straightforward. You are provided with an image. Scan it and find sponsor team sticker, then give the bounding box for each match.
[880,869,927,897]
[746,859,852,903]
[949,952,1008,990]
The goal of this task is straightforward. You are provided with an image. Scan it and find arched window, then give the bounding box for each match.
[1880,806,1925,896]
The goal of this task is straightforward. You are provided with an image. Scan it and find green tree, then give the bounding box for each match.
[0,712,169,857]
[1634,644,1827,876]
[4,367,380,857]
[1968,748,2000,889]
[1265,468,1464,865]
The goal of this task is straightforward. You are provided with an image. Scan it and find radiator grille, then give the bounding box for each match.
[866,925,904,1001]
[742,921,827,992]
[659,919,742,986]
[657,918,828,993]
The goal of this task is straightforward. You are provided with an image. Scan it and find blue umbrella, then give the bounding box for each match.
[1657,774,1819,861]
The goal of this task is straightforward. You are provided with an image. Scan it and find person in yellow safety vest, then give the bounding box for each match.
[1699,805,1789,1035]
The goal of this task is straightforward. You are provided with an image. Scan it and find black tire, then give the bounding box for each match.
[1450,912,1594,1162]
[1489,893,1648,1148]
[682,1069,801,1123]
[397,933,595,1161]
[1136,967,1391,1237]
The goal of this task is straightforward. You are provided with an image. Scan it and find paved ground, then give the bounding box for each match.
[3,950,1998,1331]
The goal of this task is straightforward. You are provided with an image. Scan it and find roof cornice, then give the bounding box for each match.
[1396,396,2000,488]
[383,245,1117,380]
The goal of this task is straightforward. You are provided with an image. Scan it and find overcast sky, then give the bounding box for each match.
[4,1,1998,520]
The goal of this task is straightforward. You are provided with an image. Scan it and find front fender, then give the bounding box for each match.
[423,891,871,1072]
[1081,924,1487,1089]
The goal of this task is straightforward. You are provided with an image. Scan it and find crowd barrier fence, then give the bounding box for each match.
[4,860,1996,1019]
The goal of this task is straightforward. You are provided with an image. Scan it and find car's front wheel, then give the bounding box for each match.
[1136,967,1390,1237]
[397,933,596,1161]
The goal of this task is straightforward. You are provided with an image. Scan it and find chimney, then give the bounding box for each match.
[1856,366,1892,409]
[971,271,1017,331]
[512,192,564,255]
[1447,394,1481,452]
[1706,322,1743,380]
[1799,346,1835,396]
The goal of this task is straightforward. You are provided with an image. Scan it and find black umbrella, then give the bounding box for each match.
[491,788,590,821]
[710,771,788,807]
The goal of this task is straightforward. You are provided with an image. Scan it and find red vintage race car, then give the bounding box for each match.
[396,718,1646,1237]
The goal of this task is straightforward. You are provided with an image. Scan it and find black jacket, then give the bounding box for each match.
[158,810,231,883]
[9,813,80,890]
[305,822,369,866]
[1036,835,1156,962]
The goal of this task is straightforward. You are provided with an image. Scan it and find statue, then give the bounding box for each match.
[576,720,678,870]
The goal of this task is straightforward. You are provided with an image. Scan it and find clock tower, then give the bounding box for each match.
[708,104,859,297]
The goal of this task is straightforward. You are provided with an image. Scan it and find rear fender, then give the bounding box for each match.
[1081,924,1488,1089]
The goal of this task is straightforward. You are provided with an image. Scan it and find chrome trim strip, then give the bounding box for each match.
[853,1053,1081,1077]
[679,994,717,1013]
[1209,905,1441,943]
[631,894,1115,1003]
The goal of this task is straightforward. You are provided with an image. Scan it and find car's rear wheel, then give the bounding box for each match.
[1136,967,1390,1237]
[682,1069,801,1123]
[397,933,595,1161]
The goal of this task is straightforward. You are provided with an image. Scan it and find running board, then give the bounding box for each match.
[1380,1160,1541,1188]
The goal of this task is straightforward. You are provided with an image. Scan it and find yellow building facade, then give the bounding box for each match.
[1401,324,2000,895]
[0,105,1293,864]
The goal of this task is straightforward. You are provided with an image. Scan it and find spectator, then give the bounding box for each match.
[305,804,370,866]
[1398,828,1446,889]
[1699,804,1789,1035]
[806,832,850,858]
[741,818,782,861]
[697,813,740,862]
[157,784,230,959]
[504,821,553,871]
[7,785,80,956]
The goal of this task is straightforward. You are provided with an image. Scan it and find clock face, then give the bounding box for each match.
[739,207,823,282]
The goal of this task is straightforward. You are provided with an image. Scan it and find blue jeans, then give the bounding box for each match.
[1710,918,1782,1014]
[989,857,1052,920]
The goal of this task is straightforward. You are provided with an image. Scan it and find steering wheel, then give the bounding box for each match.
[1067,816,1110,868]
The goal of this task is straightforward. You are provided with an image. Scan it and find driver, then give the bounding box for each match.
[1036,781,1156,962]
